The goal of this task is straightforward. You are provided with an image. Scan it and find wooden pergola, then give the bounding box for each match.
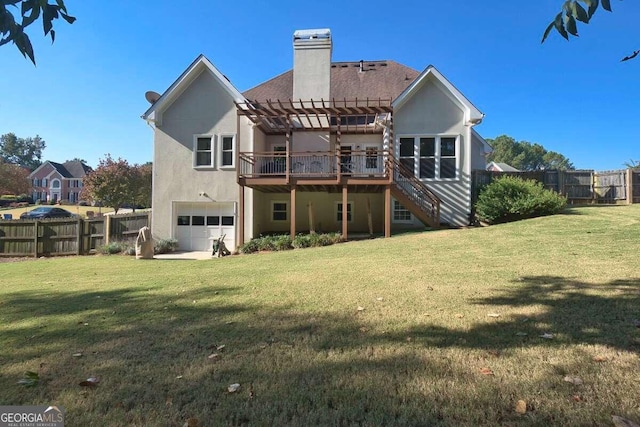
[234,98,396,244]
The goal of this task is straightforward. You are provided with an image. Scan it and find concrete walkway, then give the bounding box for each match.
[153,251,214,260]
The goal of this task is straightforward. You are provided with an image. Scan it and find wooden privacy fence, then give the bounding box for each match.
[0,212,150,257]
[472,169,640,206]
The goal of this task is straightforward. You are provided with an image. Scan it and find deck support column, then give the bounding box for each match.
[290,185,297,239]
[342,185,348,240]
[384,185,391,238]
[238,185,245,249]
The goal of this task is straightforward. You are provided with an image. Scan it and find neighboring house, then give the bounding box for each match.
[142,29,491,252]
[29,160,92,203]
[486,162,520,172]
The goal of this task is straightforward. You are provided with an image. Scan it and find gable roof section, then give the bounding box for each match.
[142,54,245,123]
[392,65,484,125]
[243,61,420,102]
[30,161,92,179]
[472,129,492,154]
[487,161,520,172]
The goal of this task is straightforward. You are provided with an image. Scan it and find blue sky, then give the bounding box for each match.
[0,1,638,170]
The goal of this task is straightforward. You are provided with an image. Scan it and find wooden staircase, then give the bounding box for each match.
[388,155,441,228]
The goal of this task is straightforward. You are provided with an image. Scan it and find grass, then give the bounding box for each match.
[1,205,639,426]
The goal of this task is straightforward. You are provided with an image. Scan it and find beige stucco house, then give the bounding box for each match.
[142,29,491,252]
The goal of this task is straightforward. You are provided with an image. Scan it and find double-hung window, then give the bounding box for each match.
[271,202,288,222]
[398,135,459,180]
[193,134,237,169]
[194,136,215,168]
[336,202,353,222]
[220,135,235,168]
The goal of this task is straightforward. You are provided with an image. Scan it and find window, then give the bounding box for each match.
[192,216,205,226]
[51,179,60,188]
[207,216,220,226]
[194,136,214,167]
[272,202,287,221]
[393,200,412,223]
[419,138,435,179]
[221,216,234,226]
[399,138,415,173]
[440,137,457,179]
[43,178,48,187]
[397,135,459,180]
[365,147,378,169]
[177,216,190,226]
[336,202,353,222]
[220,135,235,167]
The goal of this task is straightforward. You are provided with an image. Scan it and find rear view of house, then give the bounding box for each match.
[142,29,490,252]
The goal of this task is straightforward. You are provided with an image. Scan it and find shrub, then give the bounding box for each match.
[154,238,178,254]
[273,234,293,251]
[99,241,130,255]
[240,239,259,254]
[292,234,311,249]
[475,176,567,224]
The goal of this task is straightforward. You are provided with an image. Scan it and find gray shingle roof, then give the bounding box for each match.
[242,60,420,102]
[47,161,92,178]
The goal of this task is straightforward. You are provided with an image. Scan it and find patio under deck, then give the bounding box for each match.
[235,98,440,244]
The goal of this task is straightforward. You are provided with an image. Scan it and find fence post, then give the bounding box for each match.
[104,215,111,244]
[627,168,633,205]
[33,220,38,258]
[76,218,83,255]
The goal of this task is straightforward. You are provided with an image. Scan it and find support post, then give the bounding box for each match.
[336,115,341,183]
[33,220,38,258]
[76,218,82,255]
[239,185,245,248]
[367,197,373,236]
[104,215,111,245]
[342,185,348,240]
[290,185,297,239]
[627,168,633,205]
[384,185,391,238]
[308,202,315,234]
[286,121,291,184]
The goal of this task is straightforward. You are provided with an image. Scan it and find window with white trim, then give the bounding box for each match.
[271,202,288,222]
[335,202,353,222]
[220,135,235,167]
[194,135,215,168]
[393,200,412,223]
[398,135,459,180]
[51,179,60,188]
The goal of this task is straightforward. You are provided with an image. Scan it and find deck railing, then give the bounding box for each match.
[388,156,441,225]
[239,150,387,178]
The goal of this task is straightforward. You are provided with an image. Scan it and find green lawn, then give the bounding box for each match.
[1,206,639,426]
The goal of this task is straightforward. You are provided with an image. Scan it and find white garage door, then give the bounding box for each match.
[174,202,236,252]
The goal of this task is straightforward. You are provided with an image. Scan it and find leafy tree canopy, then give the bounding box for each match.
[0,132,45,171]
[486,135,575,171]
[0,159,29,195]
[0,0,75,64]
[543,0,638,61]
[81,155,152,213]
[65,157,87,164]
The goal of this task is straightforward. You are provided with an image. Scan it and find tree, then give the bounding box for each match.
[65,158,87,164]
[486,135,575,171]
[0,160,29,195]
[0,0,75,64]
[81,155,152,213]
[623,159,640,169]
[544,0,637,61]
[133,162,152,208]
[0,133,46,171]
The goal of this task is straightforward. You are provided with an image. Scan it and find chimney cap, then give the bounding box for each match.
[293,28,331,41]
